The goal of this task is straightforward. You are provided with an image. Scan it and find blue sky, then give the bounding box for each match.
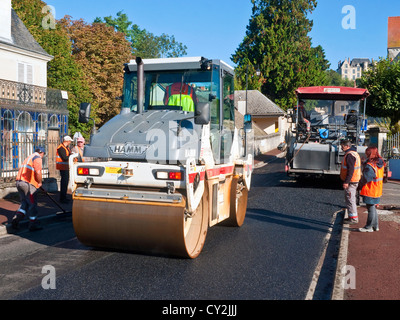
[47,0,400,70]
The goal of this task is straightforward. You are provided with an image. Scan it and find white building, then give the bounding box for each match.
[235,90,286,154]
[337,58,372,81]
[0,0,53,87]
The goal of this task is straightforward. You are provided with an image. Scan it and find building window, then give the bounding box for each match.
[16,111,34,167]
[49,114,59,128]
[37,113,47,146]
[1,110,14,172]
[17,62,33,84]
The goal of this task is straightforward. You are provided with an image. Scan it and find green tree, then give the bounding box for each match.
[232,0,329,110]
[12,0,94,137]
[59,16,133,126]
[360,58,400,134]
[95,11,187,58]
[325,69,355,87]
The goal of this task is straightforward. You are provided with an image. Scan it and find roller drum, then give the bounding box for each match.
[72,191,208,258]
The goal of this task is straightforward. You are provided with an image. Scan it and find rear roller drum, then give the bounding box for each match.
[222,175,248,227]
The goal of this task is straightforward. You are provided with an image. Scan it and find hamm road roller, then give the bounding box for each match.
[69,57,254,258]
[281,86,369,178]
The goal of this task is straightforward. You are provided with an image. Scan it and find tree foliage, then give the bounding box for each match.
[59,16,133,127]
[232,0,329,110]
[360,58,400,134]
[12,3,186,135]
[12,0,93,137]
[324,69,355,87]
[95,11,187,59]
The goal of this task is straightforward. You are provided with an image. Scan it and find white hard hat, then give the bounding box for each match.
[63,135,73,142]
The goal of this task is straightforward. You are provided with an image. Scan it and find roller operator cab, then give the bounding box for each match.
[281,86,369,178]
[70,57,254,258]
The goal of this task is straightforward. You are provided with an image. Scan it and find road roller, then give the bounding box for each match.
[69,56,254,258]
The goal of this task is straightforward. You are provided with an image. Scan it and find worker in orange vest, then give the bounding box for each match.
[11,147,46,231]
[358,146,385,232]
[56,135,72,203]
[340,139,361,225]
[71,136,85,162]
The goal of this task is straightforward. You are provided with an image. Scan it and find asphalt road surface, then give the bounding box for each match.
[0,157,344,302]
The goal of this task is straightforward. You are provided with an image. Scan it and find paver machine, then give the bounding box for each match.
[281,86,369,178]
[69,57,254,258]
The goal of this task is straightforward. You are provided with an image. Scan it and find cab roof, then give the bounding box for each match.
[296,86,369,100]
[125,56,234,74]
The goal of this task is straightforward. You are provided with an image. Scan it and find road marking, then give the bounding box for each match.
[306,209,343,300]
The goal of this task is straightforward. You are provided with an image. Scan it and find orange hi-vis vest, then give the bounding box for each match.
[77,147,85,162]
[56,143,70,171]
[360,163,384,198]
[16,153,42,189]
[73,147,85,163]
[340,150,361,182]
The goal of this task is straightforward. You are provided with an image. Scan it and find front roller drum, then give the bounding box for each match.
[72,193,209,258]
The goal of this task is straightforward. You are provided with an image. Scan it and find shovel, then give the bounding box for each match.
[40,187,72,215]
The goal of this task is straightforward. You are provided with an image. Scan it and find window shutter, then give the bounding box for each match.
[18,63,25,83]
[26,65,33,84]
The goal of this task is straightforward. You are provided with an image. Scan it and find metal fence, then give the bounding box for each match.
[384,132,400,159]
[1,78,68,188]
[0,131,61,186]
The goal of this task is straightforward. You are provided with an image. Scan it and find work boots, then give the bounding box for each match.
[343,217,359,225]
[28,219,43,232]
[11,212,25,229]
[11,213,43,231]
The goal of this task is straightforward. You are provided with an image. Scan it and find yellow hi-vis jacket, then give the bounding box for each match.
[164,83,195,112]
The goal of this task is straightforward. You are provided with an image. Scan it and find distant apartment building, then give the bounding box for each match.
[388,16,400,61]
[337,58,372,81]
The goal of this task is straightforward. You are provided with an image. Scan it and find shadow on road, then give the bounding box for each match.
[246,208,333,234]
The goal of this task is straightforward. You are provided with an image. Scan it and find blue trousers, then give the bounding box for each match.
[365,204,379,230]
[16,180,38,221]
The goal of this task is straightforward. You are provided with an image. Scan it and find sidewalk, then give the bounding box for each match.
[342,180,400,300]
[253,148,284,168]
